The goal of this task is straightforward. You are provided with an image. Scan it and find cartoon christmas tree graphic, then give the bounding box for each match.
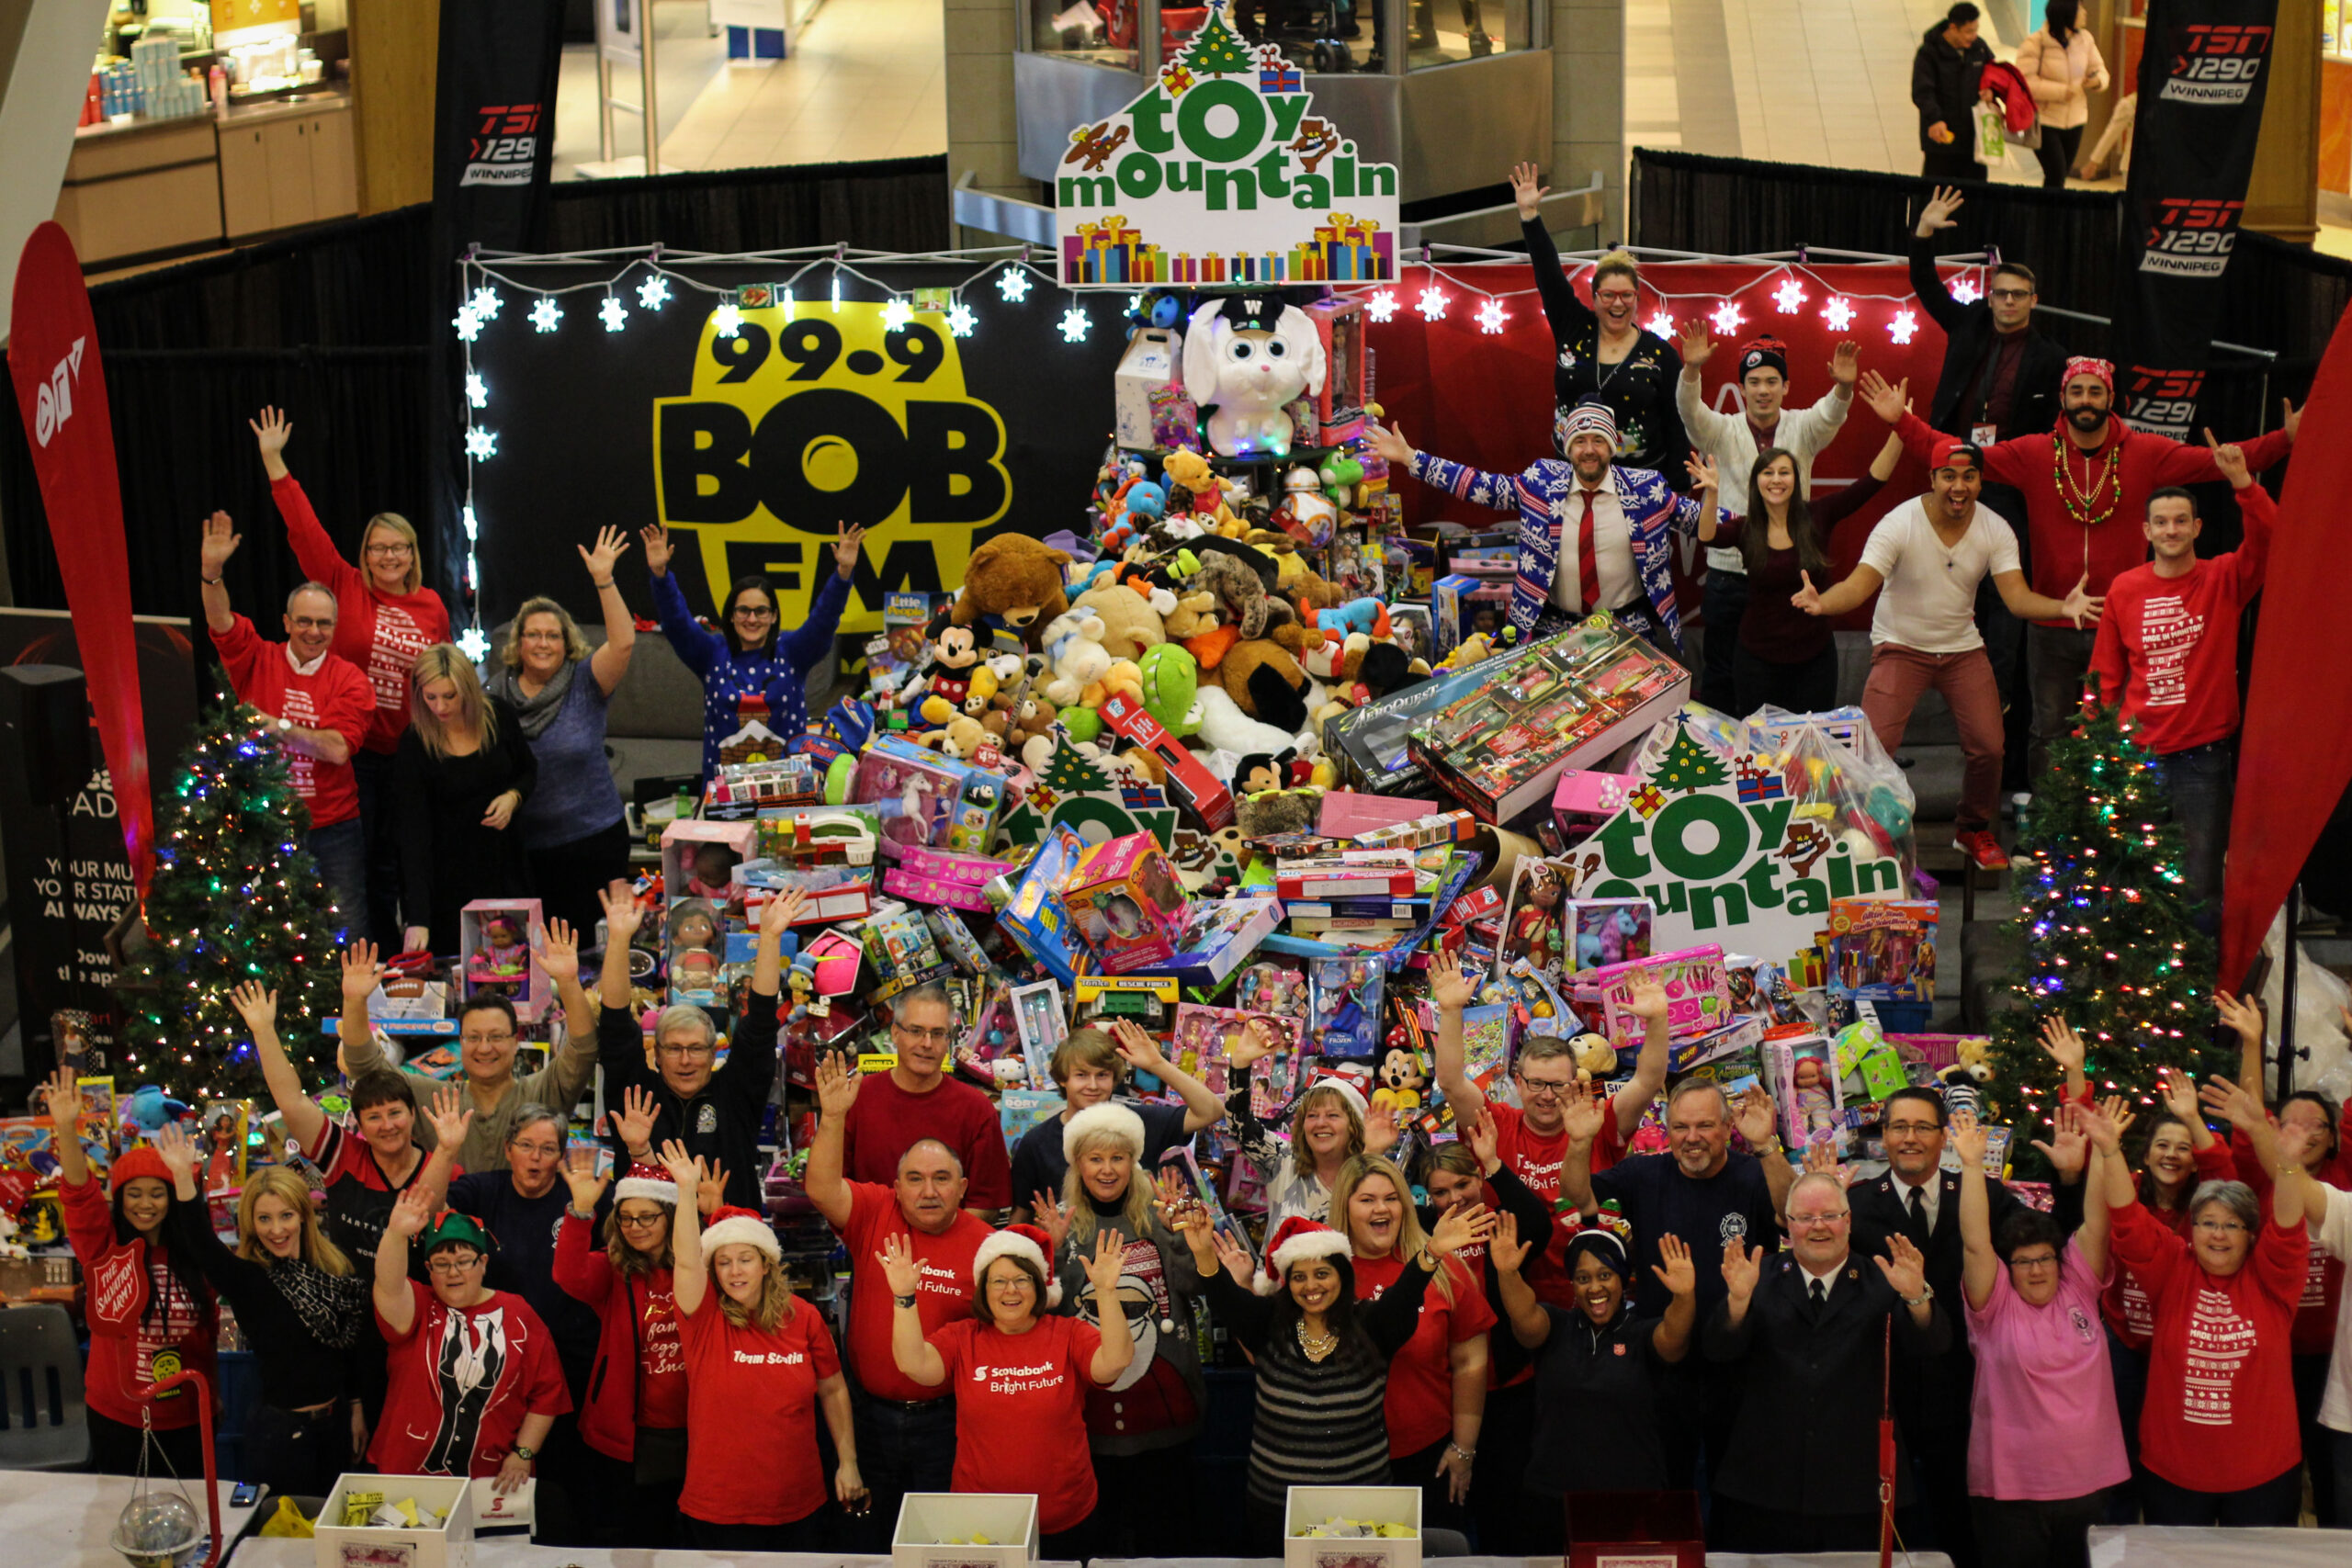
[1040,742,1113,795]
[1650,725,1730,794]
[1182,5,1256,74]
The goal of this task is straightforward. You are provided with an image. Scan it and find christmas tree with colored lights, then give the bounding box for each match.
[1987,692,2222,1172]
[116,702,347,1101]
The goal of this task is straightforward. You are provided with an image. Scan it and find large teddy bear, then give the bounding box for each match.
[952,536,1072,649]
[1073,581,1168,663]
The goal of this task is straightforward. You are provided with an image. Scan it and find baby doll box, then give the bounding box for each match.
[315,1473,475,1568]
[1565,1489,1705,1568]
[1114,327,1182,451]
[1059,830,1192,975]
[659,818,757,904]
[1283,1484,1422,1568]
[994,825,1087,988]
[459,898,547,1024]
[891,1491,1039,1568]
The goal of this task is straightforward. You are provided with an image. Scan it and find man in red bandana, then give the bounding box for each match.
[1860,362,2295,809]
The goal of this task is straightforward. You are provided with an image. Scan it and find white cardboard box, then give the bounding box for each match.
[891,1491,1039,1568]
[1283,1484,1423,1568]
[314,1473,474,1568]
[1113,328,1182,450]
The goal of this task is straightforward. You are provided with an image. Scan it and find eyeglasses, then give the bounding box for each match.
[2008,1252,2060,1269]
[1788,1211,1849,1227]
[427,1254,483,1275]
[895,1023,954,1045]
[1518,1076,1576,1100]
[461,1032,516,1046]
[2193,1219,2248,1235]
[288,615,335,631]
[730,605,777,621]
[1884,1122,1942,1136]
[364,543,413,558]
[656,1043,716,1058]
[616,1210,669,1230]
[1989,288,2033,301]
[1594,289,1639,304]
[509,1141,561,1158]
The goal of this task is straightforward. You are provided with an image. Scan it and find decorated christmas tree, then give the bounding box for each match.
[1182,6,1255,73]
[1987,694,2222,1168]
[116,702,347,1101]
[1039,742,1113,795]
[1651,725,1730,793]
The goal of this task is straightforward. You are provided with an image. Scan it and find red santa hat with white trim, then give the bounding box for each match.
[701,1205,781,1263]
[1257,1215,1353,1296]
[614,1163,680,1207]
[972,1222,1064,1307]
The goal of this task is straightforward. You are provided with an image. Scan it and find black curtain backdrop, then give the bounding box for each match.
[2,158,955,625]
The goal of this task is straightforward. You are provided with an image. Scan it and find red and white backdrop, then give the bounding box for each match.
[1355,260,1962,631]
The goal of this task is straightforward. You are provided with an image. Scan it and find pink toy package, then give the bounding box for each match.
[849,733,1008,857]
[1590,943,1730,1054]
[1060,830,1192,974]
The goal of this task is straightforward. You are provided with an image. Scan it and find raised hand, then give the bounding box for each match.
[1949,1107,1988,1168]
[1365,1099,1400,1158]
[387,1182,434,1240]
[696,1159,728,1217]
[1109,1017,1168,1075]
[424,1084,475,1152]
[1208,1224,1256,1288]
[2060,574,2104,629]
[341,942,384,1005]
[1875,1233,1929,1300]
[760,886,808,940]
[534,919,580,987]
[1365,422,1414,467]
[1829,341,1860,387]
[2030,1101,2087,1179]
[832,522,867,581]
[249,406,293,458]
[1032,1190,1072,1256]
[153,1122,200,1184]
[2214,990,2265,1051]
[1559,1078,1608,1145]
[2282,398,2301,444]
[579,525,631,582]
[814,1053,863,1122]
[1858,368,1906,425]
[1653,1233,1697,1297]
[1509,160,1547,221]
[1683,453,1720,495]
[2199,1073,2266,1133]
[1624,976,1670,1024]
[560,1148,611,1213]
[1734,1084,1779,1150]
[1487,1211,1532,1274]
[2201,431,2251,491]
[876,1234,921,1297]
[2278,1117,2324,1172]
[229,981,278,1033]
[199,511,242,577]
[1080,1229,1127,1300]
[1427,948,1478,1012]
[1720,1237,1763,1303]
[597,880,643,948]
[639,522,673,577]
[1917,186,1964,235]
[1679,322,1714,369]
[2082,1095,2132,1156]
[1463,1102,1499,1174]
[2038,1017,2086,1074]
[1791,570,1826,616]
[607,1084,661,1155]
[1428,1200,1497,1260]
[1227,1016,1280,1069]
[41,1065,84,1125]
[1802,1138,1845,1180]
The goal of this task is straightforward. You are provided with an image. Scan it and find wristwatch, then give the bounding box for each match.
[1902,1284,1936,1308]
[510,1444,537,1461]
[277,717,293,733]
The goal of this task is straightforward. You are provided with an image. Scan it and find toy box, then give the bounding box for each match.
[1567,897,1653,976]
[1828,897,1939,1001]
[861,903,951,1001]
[1173,1002,1304,1098]
[1073,975,1181,1037]
[1153,895,1282,987]
[705,753,826,818]
[1408,620,1691,824]
[662,818,757,907]
[1010,979,1069,1085]
[1320,655,1498,795]
[1098,691,1235,831]
[1114,327,1183,450]
[459,899,547,1022]
[851,732,1010,859]
[882,843,1004,913]
[1275,854,1417,900]
[1564,1490,1704,1568]
[1307,956,1385,1060]
[1430,572,1512,657]
[996,826,1087,987]
[891,1492,1039,1568]
[1769,1024,1843,1145]
[1148,381,1200,453]
[1304,295,1367,425]
[1283,1485,1421,1568]
[1589,944,1730,1055]
[1552,768,1638,846]
[1060,831,1192,974]
[1833,1018,1912,1101]
[315,1473,474,1568]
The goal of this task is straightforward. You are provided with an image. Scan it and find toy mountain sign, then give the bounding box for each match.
[1055,1,1402,288]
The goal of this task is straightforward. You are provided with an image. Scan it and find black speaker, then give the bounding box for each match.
[0,664,91,804]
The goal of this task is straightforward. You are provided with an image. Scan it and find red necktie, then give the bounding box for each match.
[1578,490,1602,613]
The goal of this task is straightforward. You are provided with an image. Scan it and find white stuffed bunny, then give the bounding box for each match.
[1182,297,1328,459]
[1039,610,1111,707]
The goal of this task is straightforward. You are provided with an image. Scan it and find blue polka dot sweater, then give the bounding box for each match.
[650,568,853,779]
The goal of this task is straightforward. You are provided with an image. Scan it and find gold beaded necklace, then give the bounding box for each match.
[1295,1319,1340,1361]
[2053,429,2122,528]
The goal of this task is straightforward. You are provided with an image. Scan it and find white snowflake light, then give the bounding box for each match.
[1476,298,1508,335]
[998,267,1032,303]
[637,274,672,310]
[1772,277,1807,314]
[600,296,628,333]
[1415,285,1448,322]
[830,276,842,314]
[945,301,977,339]
[1363,289,1399,323]
[710,302,743,339]
[1821,295,1857,333]
[1888,308,1920,345]
[461,504,479,542]
[453,305,482,343]
[1645,308,1676,338]
[464,426,497,460]
[1057,304,1091,344]
[1950,275,1983,304]
[882,297,913,333]
[1709,299,1745,336]
[465,373,488,410]
[529,297,561,333]
[469,286,503,321]
[456,626,491,661]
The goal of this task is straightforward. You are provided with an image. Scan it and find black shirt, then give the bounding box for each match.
[167,1199,364,1413]
[1011,1099,1193,1212]
[1522,217,1690,478]
[391,694,538,954]
[1590,1149,1781,1317]
[448,1170,603,1386]
[1523,1304,1669,1495]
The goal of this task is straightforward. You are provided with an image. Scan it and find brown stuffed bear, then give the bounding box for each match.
[951,536,1073,648]
[1216,637,1312,735]
[1193,549,1309,656]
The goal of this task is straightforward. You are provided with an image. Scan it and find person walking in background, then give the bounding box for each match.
[640,519,864,781]
[2015,0,2109,190]
[485,526,638,939]
[252,405,450,948]
[1914,3,1996,183]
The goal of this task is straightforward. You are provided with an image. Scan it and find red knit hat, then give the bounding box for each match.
[1257,1215,1352,1296]
[110,1145,172,1192]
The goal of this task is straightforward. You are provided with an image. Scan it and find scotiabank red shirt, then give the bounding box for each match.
[370,1280,571,1478]
[835,1180,989,1402]
[2109,1200,2306,1493]
[1351,1252,1496,1455]
[2087,485,2275,754]
[929,1314,1104,1532]
[678,1291,841,1527]
[213,615,374,828]
[1484,1098,1626,1308]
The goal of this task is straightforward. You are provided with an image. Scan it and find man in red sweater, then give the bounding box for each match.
[1860,364,2297,804]
[838,984,1012,1212]
[199,509,374,921]
[2086,440,2274,931]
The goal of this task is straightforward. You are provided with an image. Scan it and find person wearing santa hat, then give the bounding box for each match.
[1035,1101,1210,1556]
[1674,327,1858,712]
[1180,1198,1496,1550]
[660,1141,865,1550]
[1220,1068,1401,1235]
[805,1052,993,1550]
[880,1222,1134,1559]
[1009,1019,1226,1227]
[552,1143,692,1545]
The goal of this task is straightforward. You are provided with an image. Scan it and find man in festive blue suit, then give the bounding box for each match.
[1370,400,1717,656]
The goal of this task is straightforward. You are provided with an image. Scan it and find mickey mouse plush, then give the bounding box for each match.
[917,610,983,725]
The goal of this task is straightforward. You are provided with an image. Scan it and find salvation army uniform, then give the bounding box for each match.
[676,1288,842,1530]
[60,1155,219,1449]
[369,1277,571,1478]
[926,1313,1106,1533]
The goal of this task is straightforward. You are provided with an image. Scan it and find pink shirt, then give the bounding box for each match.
[1963,1239,2132,1501]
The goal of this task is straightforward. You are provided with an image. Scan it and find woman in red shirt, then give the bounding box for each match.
[252,404,451,947]
[1330,1152,1494,1535]
[883,1223,1134,1560]
[659,1142,865,1551]
[2106,1072,2318,1527]
[45,1068,217,1478]
[552,1147,686,1547]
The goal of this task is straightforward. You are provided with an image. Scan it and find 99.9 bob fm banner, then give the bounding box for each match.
[459,255,1132,639]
